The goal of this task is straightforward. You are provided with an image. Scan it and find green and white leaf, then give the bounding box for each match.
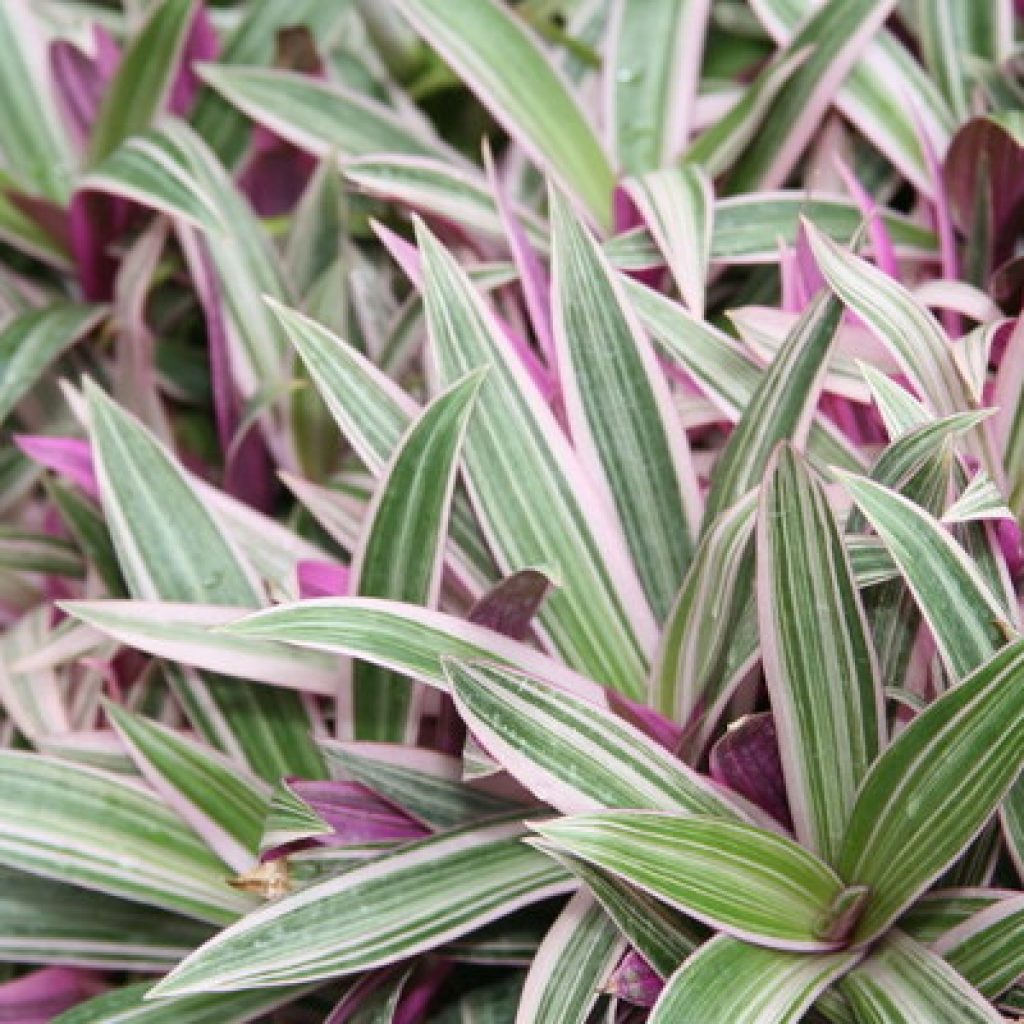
[105,703,270,873]
[189,0,332,166]
[0,528,84,578]
[61,600,342,696]
[758,445,883,862]
[933,893,1024,999]
[841,930,1002,1023]
[417,220,656,695]
[607,194,937,269]
[222,597,609,706]
[446,659,738,818]
[859,363,933,439]
[52,980,314,1024]
[0,605,70,741]
[942,472,1013,525]
[838,639,1024,943]
[0,0,76,201]
[622,165,713,319]
[539,846,699,978]
[344,156,548,248]
[348,371,484,742]
[197,64,457,163]
[270,299,495,595]
[627,278,864,474]
[86,382,324,780]
[150,817,574,996]
[749,0,954,195]
[0,865,214,970]
[807,223,995,473]
[550,188,698,621]
[394,0,614,227]
[704,288,843,523]
[607,0,712,173]
[650,935,860,1024]
[837,473,1008,680]
[89,0,196,163]
[654,490,757,727]
[516,892,626,1024]
[728,0,899,194]
[0,752,254,925]
[533,811,857,949]
[686,47,807,179]
[0,303,106,426]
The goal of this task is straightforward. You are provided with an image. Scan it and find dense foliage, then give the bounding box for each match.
[2,0,1024,1020]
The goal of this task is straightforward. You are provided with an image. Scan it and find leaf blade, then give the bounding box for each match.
[757,444,883,862]
[838,639,1024,943]
[533,811,852,950]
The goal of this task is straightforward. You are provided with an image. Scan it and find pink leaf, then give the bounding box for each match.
[15,435,99,499]
[298,560,351,599]
[483,144,556,371]
[834,157,898,279]
[378,220,558,402]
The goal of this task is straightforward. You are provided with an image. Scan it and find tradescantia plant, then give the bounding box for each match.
[5,0,1024,1021]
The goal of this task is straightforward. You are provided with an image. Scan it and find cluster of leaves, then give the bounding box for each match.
[3,0,1024,1020]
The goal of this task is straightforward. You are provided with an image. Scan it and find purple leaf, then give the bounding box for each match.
[437,569,554,755]
[997,518,1024,585]
[394,961,452,1023]
[608,692,684,753]
[0,967,105,1023]
[168,4,219,116]
[238,122,316,218]
[467,569,553,641]
[236,28,320,216]
[298,560,351,599]
[69,190,133,301]
[709,712,793,828]
[290,779,429,845]
[609,950,664,1008]
[49,26,119,150]
[15,435,99,499]
[178,227,275,511]
[944,114,1024,271]
[990,254,1024,313]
